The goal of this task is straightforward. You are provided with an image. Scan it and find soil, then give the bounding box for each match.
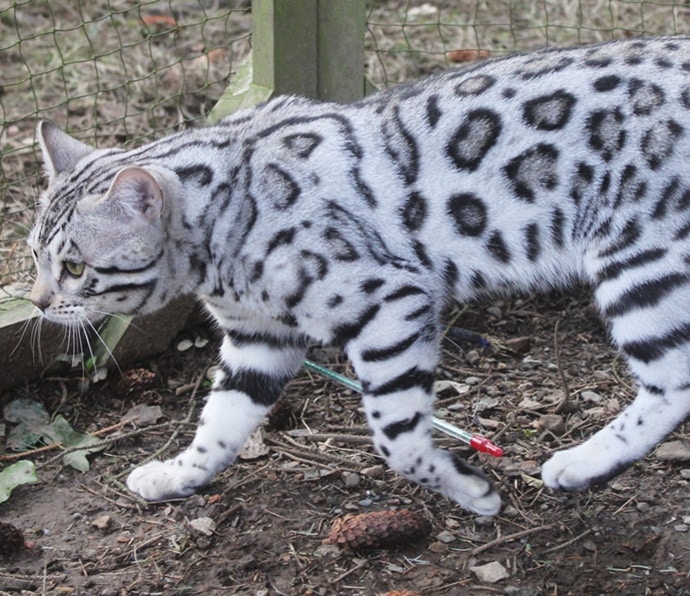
[1,287,690,595]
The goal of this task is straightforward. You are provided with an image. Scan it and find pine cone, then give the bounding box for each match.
[324,510,431,551]
[0,521,26,557]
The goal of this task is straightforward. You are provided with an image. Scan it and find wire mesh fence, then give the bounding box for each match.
[0,0,251,296]
[2,0,690,299]
[365,1,690,86]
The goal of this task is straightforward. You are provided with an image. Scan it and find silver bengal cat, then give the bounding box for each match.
[29,37,690,516]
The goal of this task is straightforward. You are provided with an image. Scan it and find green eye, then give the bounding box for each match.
[64,261,85,277]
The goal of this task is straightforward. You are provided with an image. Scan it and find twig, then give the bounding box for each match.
[0,418,139,463]
[328,558,368,585]
[470,522,560,556]
[542,527,593,554]
[553,319,572,414]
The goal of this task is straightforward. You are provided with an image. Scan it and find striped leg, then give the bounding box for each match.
[543,253,690,490]
[344,285,501,515]
[127,322,306,501]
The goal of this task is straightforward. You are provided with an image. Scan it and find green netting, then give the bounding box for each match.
[0,0,251,293]
[365,1,690,86]
[2,0,689,296]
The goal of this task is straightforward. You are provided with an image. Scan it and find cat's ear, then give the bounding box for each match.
[104,167,164,221]
[37,121,94,181]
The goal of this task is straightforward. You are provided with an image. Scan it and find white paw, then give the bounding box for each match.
[542,446,628,492]
[443,455,502,516]
[126,460,199,501]
[457,484,502,516]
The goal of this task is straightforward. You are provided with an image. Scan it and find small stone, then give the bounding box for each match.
[674,524,688,532]
[656,440,690,462]
[361,465,385,478]
[436,530,456,544]
[466,350,481,365]
[504,336,532,354]
[189,516,216,536]
[583,541,597,552]
[465,376,482,386]
[176,339,193,351]
[537,414,565,435]
[91,515,111,531]
[518,399,543,411]
[637,502,650,513]
[194,337,209,348]
[679,469,690,480]
[343,472,361,488]
[581,390,602,403]
[428,540,449,553]
[606,398,620,413]
[474,516,494,526]
[487,306,502,319]
[470,560,510,583]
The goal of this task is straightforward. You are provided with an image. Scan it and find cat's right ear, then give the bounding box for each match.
[37,121,94,182]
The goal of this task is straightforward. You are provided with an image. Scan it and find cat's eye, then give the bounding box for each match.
[63,260,85,277]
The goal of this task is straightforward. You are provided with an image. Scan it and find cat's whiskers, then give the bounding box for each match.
[83,315,123,375]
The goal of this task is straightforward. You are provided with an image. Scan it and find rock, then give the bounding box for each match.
[188,517,216,536]
[486,306,502,319]
[176,339,193,352]
[680,469,690,480]
[581,390,603,403]
[504,336,532,354]
[470,560,510,583]
[91,515,111,531]
[342,472,361,488]
[123,404,163,426]
[537,414,565,435]
[238,428,269,460]
[361,465,385,478]
[436,530,456,544]
[656,440,690,462]
[518,398,543,411]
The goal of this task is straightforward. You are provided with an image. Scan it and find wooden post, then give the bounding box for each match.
[212,0,365,119]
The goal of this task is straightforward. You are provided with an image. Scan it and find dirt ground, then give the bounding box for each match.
[2,287,689,595]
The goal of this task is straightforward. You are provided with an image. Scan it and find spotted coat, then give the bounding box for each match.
[29,36,690,515]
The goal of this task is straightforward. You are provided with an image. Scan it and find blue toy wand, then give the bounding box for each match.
[303,359,503,458]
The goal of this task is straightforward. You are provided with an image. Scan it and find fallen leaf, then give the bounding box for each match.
[0,460,38,504]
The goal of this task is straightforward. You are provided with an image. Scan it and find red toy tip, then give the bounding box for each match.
[470,435,504,458]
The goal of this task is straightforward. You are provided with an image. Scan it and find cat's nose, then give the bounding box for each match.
[29,283,52,312]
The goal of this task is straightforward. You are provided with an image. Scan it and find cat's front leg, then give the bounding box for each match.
[542,384,690,491]
[343,285,501,516]
[127,324,306,501]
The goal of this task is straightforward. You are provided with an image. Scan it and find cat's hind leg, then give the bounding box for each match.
[543,251,690,490]
[343,283,501,515]
[126,321,306,501]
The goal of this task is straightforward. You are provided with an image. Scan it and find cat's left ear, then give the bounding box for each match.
[104,167,164,221]
[37,121,94,182]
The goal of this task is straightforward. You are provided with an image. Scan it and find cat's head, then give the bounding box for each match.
[28,122,170,326]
